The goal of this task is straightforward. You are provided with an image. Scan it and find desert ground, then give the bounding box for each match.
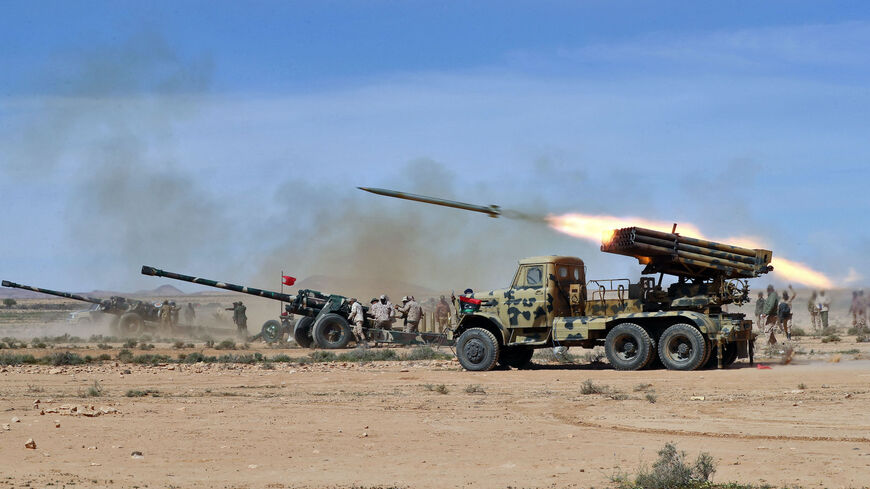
[1,296,869,488]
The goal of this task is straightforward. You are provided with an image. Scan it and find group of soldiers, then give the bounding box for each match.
[755,285,836,342]
[344,294,453,347]
[158,301,197,330]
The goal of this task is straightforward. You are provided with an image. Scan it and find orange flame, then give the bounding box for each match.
[546,212,834,289]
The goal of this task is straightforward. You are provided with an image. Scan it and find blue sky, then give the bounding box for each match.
[1,1,868,293]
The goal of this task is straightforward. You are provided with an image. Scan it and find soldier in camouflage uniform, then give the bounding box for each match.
[346,298,368,347]
[807,290,820,332]
[754,292,765,332]
[397,296,422,333]
[159,300,172,328]
[184,303,196,324]
[436,295,451,332]
[368,296,392,331]
[763,285,779,331]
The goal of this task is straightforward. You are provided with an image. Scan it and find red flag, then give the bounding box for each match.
[282,275,296,286]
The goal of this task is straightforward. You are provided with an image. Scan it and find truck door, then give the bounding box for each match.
[504,264,550,328]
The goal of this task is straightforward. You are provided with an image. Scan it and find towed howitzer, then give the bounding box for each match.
[140,266,452,348]
[142,266,352,348]
[1,280,161,335]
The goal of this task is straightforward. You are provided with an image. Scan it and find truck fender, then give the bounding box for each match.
[456,313,508,345]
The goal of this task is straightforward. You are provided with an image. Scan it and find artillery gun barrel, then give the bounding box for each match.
[1,280,103,305]
[141,266,298,303]
[358,187,501,218]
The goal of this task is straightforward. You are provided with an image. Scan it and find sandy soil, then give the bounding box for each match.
[1,340,869,489]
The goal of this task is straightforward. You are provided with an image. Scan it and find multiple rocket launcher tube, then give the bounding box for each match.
[602,227,773,279]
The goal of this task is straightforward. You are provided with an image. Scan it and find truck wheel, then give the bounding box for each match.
[456,327,500,371]
[605,323,653,371]
[293,317,315,348]
[261,320,284,344]
[312,314,352,349]
[658,323,707,371]
[498,346,534,369]
[118,313,144,337]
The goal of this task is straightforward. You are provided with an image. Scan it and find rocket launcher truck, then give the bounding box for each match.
[359,187,772,371]
[140,266,450,348]
[451,227,771,371]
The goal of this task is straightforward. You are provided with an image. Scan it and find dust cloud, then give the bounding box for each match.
[255,159,560,300]
[1,33,233,283]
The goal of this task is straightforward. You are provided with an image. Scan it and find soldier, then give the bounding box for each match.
[235,301,248,339]
[346,298,367,347]
[859,290,868,327]
[807,290,820,333]
[754,292,765,332]
[763,285,779,332]
[169,301,179,328]
[184,302,196,324]
[368,296,392,331]
[850,290,862,327]
[436,295,451,332]
[818,290,831,331]
[159,300,172,328]
[396,296,422,334]
[778,291,793,340]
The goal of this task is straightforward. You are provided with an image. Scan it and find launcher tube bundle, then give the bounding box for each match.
[601,227,773,280]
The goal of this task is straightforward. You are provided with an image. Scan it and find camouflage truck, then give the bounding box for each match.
[140,266,451,348]
[450,227,771,371]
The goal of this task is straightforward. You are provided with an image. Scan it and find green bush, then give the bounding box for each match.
[821,335,841,343]
[403,346,451,361]
[215,340,236,350]
[614,443,716,489]
[116,349,134,362]
[48,351,86,366]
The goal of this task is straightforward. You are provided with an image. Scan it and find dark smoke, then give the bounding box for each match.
[2,34,231,284]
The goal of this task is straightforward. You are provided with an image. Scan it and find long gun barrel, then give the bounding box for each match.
[141,266,297,302]
[1,280,104,305]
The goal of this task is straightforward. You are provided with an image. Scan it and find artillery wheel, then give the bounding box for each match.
[118,313,144,337]
[109,316,121,336]
[312,314,352,349]
[456,327,500,371]
[658,323,707,371]
[498,346,534,369]
[605,322,653,371]
[261,320,285,344]
[293,317,315,348]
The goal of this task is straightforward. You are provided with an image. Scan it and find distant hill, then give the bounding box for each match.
[133,284,187,297]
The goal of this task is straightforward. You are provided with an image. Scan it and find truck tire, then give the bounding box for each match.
[261,320,284,344]
[312,314,352,349]
[605,322,653,371]
[293,317,315,348]
[456,327,500,371]
[118,313,144,337]
[498,346,534,369]
[658,323,707,371]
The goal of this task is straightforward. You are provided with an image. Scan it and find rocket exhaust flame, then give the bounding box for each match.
[547,212,833,289]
